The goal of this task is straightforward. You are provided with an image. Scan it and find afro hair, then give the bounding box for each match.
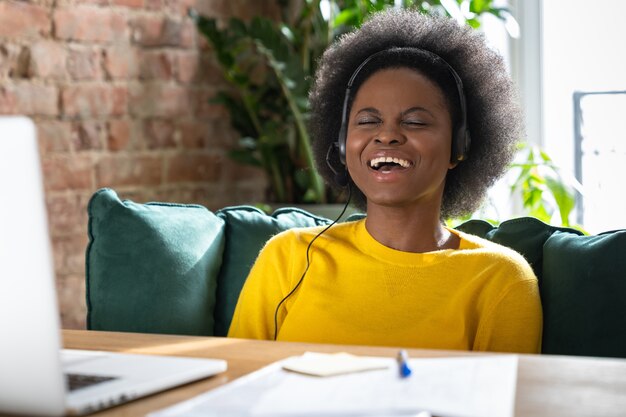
[309,9,524,219]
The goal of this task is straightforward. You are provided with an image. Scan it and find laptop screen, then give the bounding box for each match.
[0,117,66,415]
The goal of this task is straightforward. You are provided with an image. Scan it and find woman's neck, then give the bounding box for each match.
[364,203,459,253]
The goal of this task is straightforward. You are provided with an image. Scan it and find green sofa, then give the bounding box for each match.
[86,188,626,358]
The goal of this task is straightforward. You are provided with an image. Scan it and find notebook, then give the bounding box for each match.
[0,116,227,416]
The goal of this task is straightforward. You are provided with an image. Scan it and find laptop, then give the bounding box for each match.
[0,117,227,416]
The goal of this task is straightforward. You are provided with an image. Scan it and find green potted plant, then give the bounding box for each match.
[190,0,517,206]
[509,142,582,228]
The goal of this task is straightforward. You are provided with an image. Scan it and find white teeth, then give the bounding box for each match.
[369,156,411,169]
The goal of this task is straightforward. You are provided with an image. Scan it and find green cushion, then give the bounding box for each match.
[455,217,583,281]
[86,188,225,336]
[213,206,331,336]
[541,229,626,358]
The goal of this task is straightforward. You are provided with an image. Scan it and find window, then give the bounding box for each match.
[505,0,626,231]
[573,91,626,232]
[541,0,626,232]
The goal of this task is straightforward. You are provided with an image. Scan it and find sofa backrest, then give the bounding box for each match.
[86,188,626,358]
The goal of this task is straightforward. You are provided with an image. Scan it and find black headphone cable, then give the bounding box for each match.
[273,185,353,341]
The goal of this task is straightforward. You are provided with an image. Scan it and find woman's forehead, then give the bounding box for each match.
[351,68,448,111]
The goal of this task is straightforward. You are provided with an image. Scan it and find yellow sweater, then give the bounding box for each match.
[228,219,542,353]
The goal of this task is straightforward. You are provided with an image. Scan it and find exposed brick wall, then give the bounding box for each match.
[1,0,272,329]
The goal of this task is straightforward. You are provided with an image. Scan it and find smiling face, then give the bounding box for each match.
[345,67,456,211]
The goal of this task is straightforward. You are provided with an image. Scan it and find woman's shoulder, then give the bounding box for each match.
[452,228,536,278]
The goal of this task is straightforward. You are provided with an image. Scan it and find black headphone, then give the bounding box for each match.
[330,47,471,177]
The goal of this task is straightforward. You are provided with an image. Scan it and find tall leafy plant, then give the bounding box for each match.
[190,0,516,203]
[509,143,581,227]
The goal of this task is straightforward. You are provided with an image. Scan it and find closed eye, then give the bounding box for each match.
[357,119,381,125]
[403,120,426,126]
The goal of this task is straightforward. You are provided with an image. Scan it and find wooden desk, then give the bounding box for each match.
[62,329,626,417]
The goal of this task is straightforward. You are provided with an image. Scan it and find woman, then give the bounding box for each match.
[228,10,542,353]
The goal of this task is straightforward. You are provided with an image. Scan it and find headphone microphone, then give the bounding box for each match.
[325,142,350,188]
[327,46,471,178]
[334,171,349,188]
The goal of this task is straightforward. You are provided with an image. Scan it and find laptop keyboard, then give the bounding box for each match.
[66,373,118,392]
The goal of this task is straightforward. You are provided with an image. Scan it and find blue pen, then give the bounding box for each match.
[397,349,412,378]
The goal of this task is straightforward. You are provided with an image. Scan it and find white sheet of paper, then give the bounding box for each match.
[149,354,518,417]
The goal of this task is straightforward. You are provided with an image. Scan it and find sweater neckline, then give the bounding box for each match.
[353,219,472,266]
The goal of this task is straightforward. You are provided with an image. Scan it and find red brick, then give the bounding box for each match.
[55,273,87,329]
[196,55,224,84]
[207,118,238,147]
[197,33,210,51]
[0,86,18,114]
[131,16,194,48]
[177,51,200,83]
[96,155,163,187]
[194,87,228,119]
[46,193,90,236]
[71,121,105,151]
[129,84,192,117]
[193,0,229,17]
[222,155,267,181]
[62,85,128,117]
[107,119,132,151]
[0,44,30,79]
[54,7,127,43]
[131,15,164,46]
[37,120,73,154]
[51,234,88,275]
[22,84,59,116]
[179,120,209,149]
[42,155,94,191]
[1,83,59,116]
[0,1,51,39]
[191,0,277,20]
[175,185,215,206]
[0,44,15,78]
[26,0,56,7]
[179,119,236,149]
[179,20,196,48]
[144,119,177,149]
[67,47,102,80]
[166,152,222,183]
[139,51,175,80]
[112,0,144,8]
[230,180,267,205]
[103,45,139,79]
[145,0,163,10]
[28,41,67,79]
[164,0,197,15]
[173,182,264,210]
[59,0,109,5]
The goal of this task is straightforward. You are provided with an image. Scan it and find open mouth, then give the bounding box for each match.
[369,156,412,171]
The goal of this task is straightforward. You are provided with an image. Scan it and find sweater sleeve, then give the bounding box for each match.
[473,278,543,354]
[227,231,296,340]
